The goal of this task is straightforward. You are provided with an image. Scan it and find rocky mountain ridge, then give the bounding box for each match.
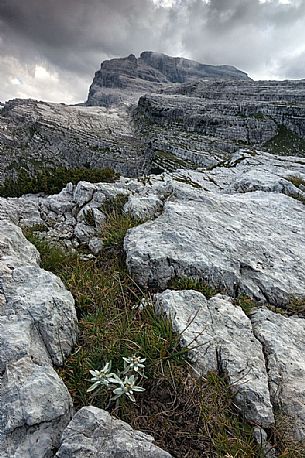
[1,53,305,184]
[86,51,250,107]
[0,98,149,182]
[135,78,305,173]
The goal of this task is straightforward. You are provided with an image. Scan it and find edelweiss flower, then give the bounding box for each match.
[123,355,146,374]
[87,362,114,392]
[111,374,145,402]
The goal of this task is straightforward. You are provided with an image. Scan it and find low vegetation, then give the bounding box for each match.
[285,175,305,204]
[286,175,305,189]
[265,125,305,157]
[169,276,218,299]
[24,196,304,457]
[286,297,305,316]
[0,166,119,198]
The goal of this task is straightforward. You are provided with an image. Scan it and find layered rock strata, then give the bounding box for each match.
[86,51,250,107]
[136,79,305,172]
[0,99,148,183]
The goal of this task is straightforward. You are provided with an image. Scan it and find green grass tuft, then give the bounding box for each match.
[235,294,257,316]
[169,276,219,299]
[264,125,305,157]
[100,194,142,252]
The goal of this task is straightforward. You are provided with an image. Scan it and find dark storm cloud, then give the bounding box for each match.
[0,0,168,73]
[180,0,305,75]
[1,0,305,103]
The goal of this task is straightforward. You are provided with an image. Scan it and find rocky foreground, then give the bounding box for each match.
[0,147,305,456]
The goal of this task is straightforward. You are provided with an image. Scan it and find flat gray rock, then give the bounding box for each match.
[56,406,172,458]
[251,308,305,441]
[155,290,274,428]
[125,190,305,306]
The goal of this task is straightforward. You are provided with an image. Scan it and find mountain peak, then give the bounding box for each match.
[86,51,250,107]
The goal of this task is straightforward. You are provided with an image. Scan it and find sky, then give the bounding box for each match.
[1,0,305,104]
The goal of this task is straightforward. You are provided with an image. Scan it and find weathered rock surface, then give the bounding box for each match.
[0,173,174,253]
[1,151,304,306]
[0,98,148,182]
[2,53,305,184]
[86,51,249,107]
[172,150,305,200]
[155,290,274,428]
[56,406,172,458]
[125,188,305,306]
[0,316,50,374]
[251,308,305,441]
[0,217,77,456]
[135,79,305,172]
[0,220,78,365]
[1,144,305,453]
[0,357,73,458]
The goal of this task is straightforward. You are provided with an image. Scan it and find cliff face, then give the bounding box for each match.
[134,79,305,171]
[86,51,250,107]
[86,53,305,170]
[0,98,148,182]
[2,53,305,184]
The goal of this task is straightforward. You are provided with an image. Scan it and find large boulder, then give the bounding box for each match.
[0,357,73,458]
[0,221,78,366]
[155,290,274,428]
[0,218,77,457]
[251,308,305,441]
[125,190,305,306]
[56,406,172,458]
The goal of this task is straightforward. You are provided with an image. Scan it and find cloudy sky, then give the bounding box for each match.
[1,0,305,104]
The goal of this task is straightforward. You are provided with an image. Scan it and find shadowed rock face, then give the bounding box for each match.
[0,98,149,182]
[135,79,305,167]
[86,51,250,107]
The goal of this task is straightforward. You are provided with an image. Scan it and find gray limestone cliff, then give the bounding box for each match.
[2,53,305,185]
[86,51,250,107]
[0,98,149,182]
[135,79,305,172]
